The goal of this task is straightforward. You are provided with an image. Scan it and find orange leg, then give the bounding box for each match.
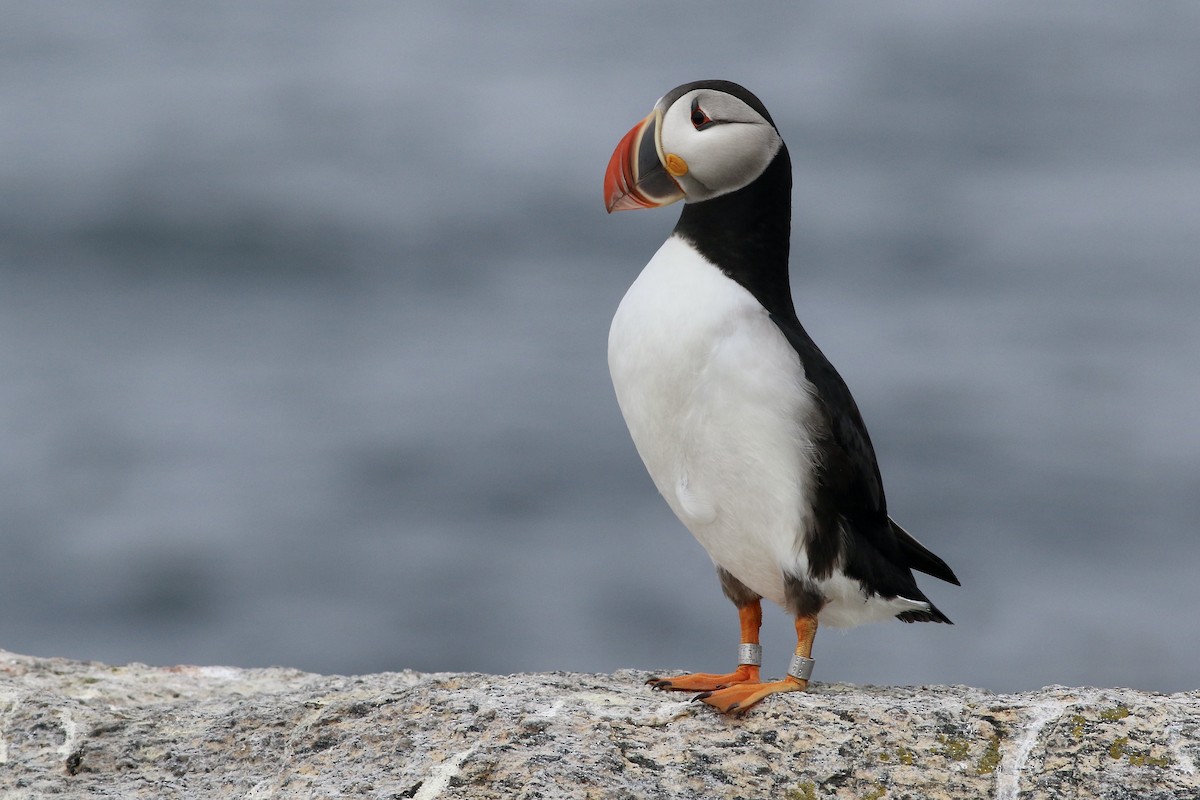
[646,601,763,692]
[695,613,819,716]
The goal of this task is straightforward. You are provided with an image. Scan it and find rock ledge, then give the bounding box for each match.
[1,650,1197,798]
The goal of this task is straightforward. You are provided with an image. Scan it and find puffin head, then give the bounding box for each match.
[604,80,783,213]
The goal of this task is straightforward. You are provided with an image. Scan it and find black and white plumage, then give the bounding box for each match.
[604,80,958,714]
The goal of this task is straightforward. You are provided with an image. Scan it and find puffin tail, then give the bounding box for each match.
[889,518,960,586]
[897,603,953,625]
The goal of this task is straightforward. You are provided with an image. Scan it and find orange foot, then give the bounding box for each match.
[646,664,759,693]
[694,676,807,716]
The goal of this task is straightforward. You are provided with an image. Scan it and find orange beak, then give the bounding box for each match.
[604,110,685,213]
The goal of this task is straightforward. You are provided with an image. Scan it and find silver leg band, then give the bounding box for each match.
[737,643,762,666]
[787,654,815,681]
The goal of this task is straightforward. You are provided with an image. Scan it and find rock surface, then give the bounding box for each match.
[1,650,1197,799]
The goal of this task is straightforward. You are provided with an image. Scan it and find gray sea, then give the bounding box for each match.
[3,1,1198,693]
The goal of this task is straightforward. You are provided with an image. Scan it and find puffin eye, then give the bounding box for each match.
[690,99,713,129]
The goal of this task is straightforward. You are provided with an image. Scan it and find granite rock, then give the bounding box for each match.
[1,650,1197,798]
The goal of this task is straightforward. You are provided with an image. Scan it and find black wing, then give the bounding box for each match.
[770,313,959,608]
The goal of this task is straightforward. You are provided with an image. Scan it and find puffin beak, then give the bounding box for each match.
[604,110,685,213]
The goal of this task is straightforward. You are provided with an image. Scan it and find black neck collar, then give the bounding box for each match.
[671,144,795,320]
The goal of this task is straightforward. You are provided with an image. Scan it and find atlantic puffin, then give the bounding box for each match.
[604,80,959,715]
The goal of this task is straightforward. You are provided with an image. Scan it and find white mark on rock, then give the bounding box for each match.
[0,690,25,765]
[1167,719,1197,775]
[565,690,692,725]
[532,699,564,718]
[57,709,78,760]
[996,698,1068,800]
[413,746,475,800]
[195,666,243,681]
[242,779,273,799]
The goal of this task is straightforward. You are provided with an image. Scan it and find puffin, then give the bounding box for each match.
[604,80,959,715]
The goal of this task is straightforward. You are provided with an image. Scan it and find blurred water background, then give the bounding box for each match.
[2,1,1198,693]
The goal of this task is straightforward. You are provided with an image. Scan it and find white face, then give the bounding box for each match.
[657,88,783,203]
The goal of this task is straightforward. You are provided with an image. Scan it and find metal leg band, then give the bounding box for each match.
[787,655,815,681]
[737,643,762,666]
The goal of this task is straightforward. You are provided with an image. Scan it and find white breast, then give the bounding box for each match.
[607,235,820,608]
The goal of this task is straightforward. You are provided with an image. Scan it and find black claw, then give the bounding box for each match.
[692,691,713,703]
